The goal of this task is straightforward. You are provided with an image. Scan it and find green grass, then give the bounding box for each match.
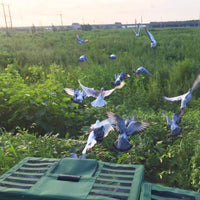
[0,27,200,192]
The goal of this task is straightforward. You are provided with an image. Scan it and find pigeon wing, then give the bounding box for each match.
[93,118,114,138]
[79,81,99,97]
[191,72,200,92]
[106,111,126,133]
[127,121,149,136]
[172,111,183,124]
[103,81,125,97]
[141,67,151,75]
[132,28,137,34]
[146,29,156,43]
[64,88,75,96]
[99,118,113,127]
[163,94,184,102]
[162,112,172,129]
[76,34,80,39]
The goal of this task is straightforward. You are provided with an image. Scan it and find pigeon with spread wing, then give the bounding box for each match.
[133,25,142,37]
[162,111,183,137]
[79,81,125,107]
[145,28,157,48]
[76,34,88,44]
[134,66,151,76]
[163,72,200,110]
[64,87,87,104]
[82,119,114,155]
[106,111,149,152]
[112,72,130,86]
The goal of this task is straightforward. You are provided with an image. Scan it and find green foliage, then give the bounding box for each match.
[0,128,84,175]
[0,28,200,192]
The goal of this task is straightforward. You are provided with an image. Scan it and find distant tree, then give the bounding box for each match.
[81,24,92,31]
[51,24,57,32]
[31,24,36,33]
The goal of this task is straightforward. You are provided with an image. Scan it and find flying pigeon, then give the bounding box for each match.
[162,111,183,137]
[133,66,151,76]
[112,72,130,86]
[79,81,125,107]
[79,55,89,62]
[133,25,141,37]
[109,54,116,59]
[145,28,157,48]
[163,72,200,110]
[64,87,87,104]
[82,119,114,154]
[76,34,88,44]
[106,111,149,152]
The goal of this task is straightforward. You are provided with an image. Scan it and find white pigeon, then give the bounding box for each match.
[163,72,200,110]
[79,81,125,107]
[82,119,114,154]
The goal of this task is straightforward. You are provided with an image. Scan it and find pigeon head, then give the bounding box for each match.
[120,73,130,80]
[94,126,105,142]
[100,88,105,92]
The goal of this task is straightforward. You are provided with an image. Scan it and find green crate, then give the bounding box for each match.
[140,182,200,200]
[0,157,144,200]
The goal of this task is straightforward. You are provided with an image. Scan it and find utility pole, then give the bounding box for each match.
[1,1,12,34]
[7,5,12,28]
[60,14,63,26]
[2,2,8,30]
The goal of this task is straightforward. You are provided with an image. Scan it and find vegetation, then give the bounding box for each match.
[0,27,200,192]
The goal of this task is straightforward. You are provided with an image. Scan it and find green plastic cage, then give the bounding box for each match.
[140,182,200,200]
[0,157,144,200]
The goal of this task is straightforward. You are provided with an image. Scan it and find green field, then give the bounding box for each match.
[0,27,200,192]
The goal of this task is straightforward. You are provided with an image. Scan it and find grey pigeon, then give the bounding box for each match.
[82,119,114,154]
[162,111,183,137]
[133,25,141,37]
[64,87,87,104]
[106,111,149,152]
[109,54,116,59]
[76,34,88,44]
[163,72,200,110]
[112,72,130,86]
[79,81,125,107]
[145,28,157,48]
[134,66,151,76]
[79,55,89,62]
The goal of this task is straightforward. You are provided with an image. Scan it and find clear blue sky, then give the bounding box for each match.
[2,0,200,27]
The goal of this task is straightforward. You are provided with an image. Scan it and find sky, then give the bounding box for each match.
[1,0,200,27]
